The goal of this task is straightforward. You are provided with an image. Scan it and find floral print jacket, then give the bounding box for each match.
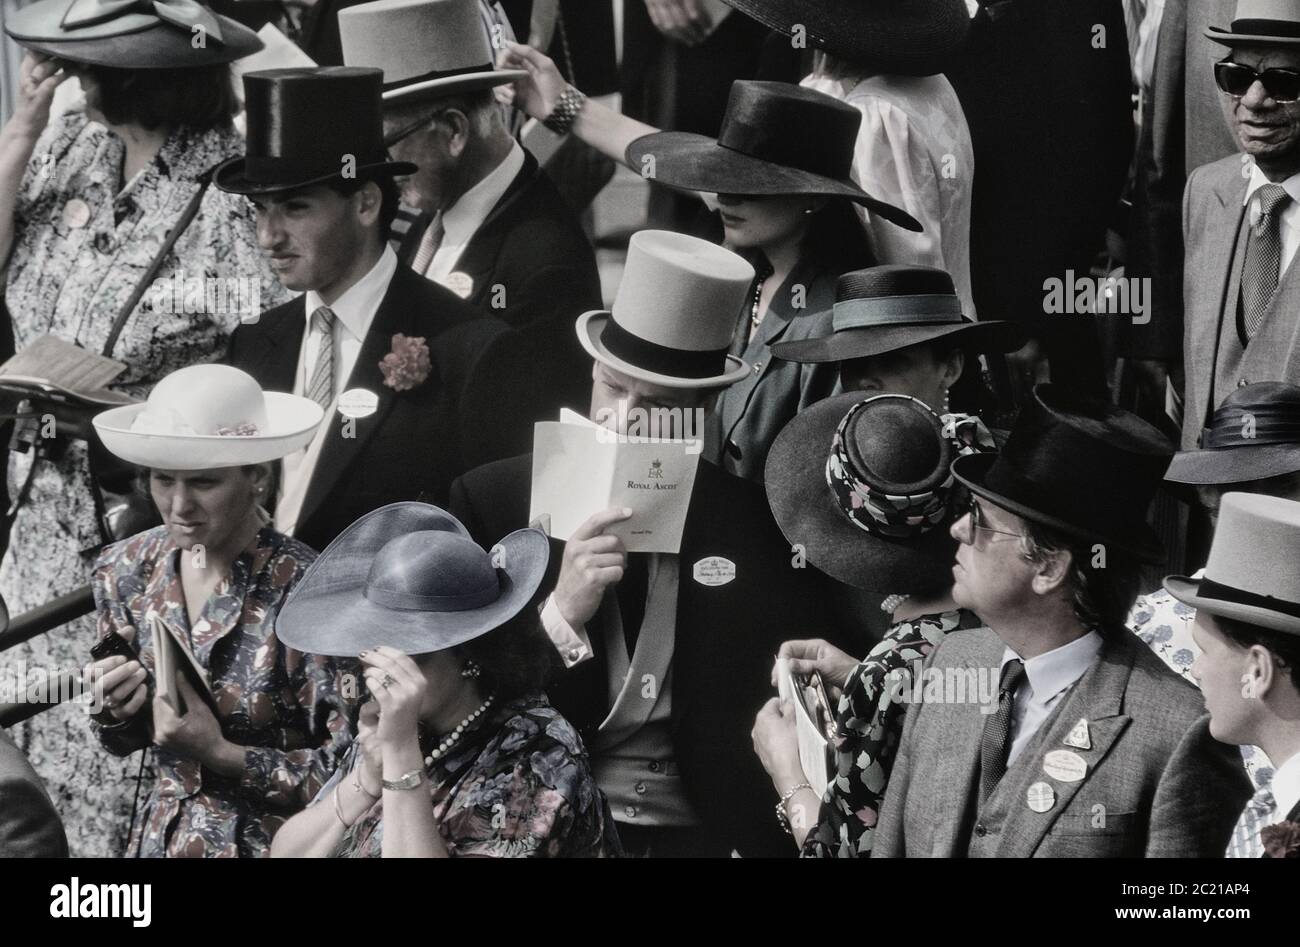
[91,526,358,857]
[802,609,984,858]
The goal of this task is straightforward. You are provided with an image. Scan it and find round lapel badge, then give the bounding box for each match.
[62,198,91,229]
[445,271,474,300]
[1042,749,1087,783]
[1026,781,1056,813]
[337,388,379,419]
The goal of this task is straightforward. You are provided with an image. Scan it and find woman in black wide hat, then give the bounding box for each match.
[270,503,621,858]
[0,0,282,858]
[750,389,996,856]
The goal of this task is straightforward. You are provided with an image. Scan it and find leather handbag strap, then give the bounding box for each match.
[100,163,219,358]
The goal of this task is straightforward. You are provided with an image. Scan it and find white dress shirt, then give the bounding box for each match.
[1244,163,1300,280]
[1000,630,1104,765]
[1267,750,1300,827]
[275,246,399,536]
[422,141,526,286]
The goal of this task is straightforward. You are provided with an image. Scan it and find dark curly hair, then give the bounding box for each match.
[454,605,561,701]
[77,63,238,132]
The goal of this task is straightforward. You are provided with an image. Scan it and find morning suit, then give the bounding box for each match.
[228,265,503,552]
[449,455,864,857]
[1181,155,1300,449]
[0,728,68,857]
[873,626,1251,857]
[399,149,602,466]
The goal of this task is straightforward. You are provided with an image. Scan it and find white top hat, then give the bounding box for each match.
[576,230,755,389]
[338,0,526,104]
[93,364,324,471]
[1165,492,1300,636]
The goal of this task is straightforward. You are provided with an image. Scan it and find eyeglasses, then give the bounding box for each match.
[955,496,1023,546]
[1214,61,1300,103]
[383,109,452,149]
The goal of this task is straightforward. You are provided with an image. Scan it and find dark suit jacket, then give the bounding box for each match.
[0,729,68,857]
[400,149,601,466]
[450,454,865,857]
[874,626,1250,857]
[228,264,504,552]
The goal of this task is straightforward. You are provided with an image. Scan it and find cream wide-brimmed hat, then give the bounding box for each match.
[93,364,323,470]
[338,0,526,104]
[577,230,755,390]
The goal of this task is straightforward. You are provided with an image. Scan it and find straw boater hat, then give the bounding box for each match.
[627,82,920,233]
[4,0,262,68]
[276,502,549,657]
[92,364,323,469]
[1206,0,1300,46]
[338,0,526,104]
[1165,492,1300,636]
[577,230,756,389]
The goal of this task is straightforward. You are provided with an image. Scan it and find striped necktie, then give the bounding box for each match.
[306,306,335,411]
[1241,184,1292,339]
[1227,783,1276,858]
[412,213,445,275]
[979,658,1026,803]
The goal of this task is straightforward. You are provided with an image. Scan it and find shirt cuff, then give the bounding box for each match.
[541,595,594,668]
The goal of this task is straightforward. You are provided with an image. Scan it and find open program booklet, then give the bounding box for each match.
[775,657,837,799]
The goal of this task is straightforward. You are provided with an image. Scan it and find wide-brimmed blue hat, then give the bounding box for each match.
[276,502,549,657]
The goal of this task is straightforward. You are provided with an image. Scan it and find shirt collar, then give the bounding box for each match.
[441,141,525,245]
[1270,749,1300,819]
[1244,163,1300,211]
[1000,629,1103,705]
[304,244,398,342]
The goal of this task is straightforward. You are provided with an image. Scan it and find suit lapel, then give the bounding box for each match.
[926,650,997,856]
[439,154,535,294]
[1195,170,1249,425]
[246,298,306,393]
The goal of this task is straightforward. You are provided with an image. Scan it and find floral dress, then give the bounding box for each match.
[0,106,286,856]
[802,608,984,858]
[323,693,622,858]
[90,525,357,857]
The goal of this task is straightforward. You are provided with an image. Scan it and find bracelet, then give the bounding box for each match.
[332,783,352,828]
[382,769,426,791]
[542,85,587,135]
[352,767,380,800]
[774,781,813,836]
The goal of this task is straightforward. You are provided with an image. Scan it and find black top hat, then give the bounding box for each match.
[952,385,1174,563]
[1166,382,1300,489]
[214,67,416,196]
[625,81,921,232]
[766,391,995,593]
[720,0,971,75]
[774,265,1024,364]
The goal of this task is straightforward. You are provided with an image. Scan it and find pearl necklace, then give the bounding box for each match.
[424,693,495,765]
[880,593,911,615]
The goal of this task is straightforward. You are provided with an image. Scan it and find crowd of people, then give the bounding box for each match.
[0,0,1297,860]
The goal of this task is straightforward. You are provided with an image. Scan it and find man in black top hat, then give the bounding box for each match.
[873,386,1251,857]
[222,67,504,552]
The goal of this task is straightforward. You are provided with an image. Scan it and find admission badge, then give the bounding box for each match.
[1026,781,1056,813]
[445,271,474,299]
[1064,717,1091,750]
[1042,749,1087,783]
[337,388,380,419]
[692,556,736,587]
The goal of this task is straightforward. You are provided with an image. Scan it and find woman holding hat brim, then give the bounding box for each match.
[751,390,996,856]
[0,2,285,856]
[83,365,365,858]
[269,504,620,858]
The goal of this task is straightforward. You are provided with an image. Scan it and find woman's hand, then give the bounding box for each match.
[361,647,426,751]
[498,41,570,121]
[751,697,805,791]
[10,53,68,143]
[772,639,859,699]
[87,655,149,721]
[355,699,383,796]
[152,676,242,774]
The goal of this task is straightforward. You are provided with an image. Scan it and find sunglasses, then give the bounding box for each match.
[1214,61,1300,103]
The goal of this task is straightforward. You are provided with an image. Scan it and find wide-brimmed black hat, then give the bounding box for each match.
[721,0,971,75]
[1166,382,1300,492]
[766,391,994,593]
[626,81,921,233]
[952,385,1174,563]
[5,0,262,68]
[214,67,416,195]
[276,502,549,657]
[774,265,1024,364]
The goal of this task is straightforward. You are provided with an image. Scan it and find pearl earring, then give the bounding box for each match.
[942,388,951,413]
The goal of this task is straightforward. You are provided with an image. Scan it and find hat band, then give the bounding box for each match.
[383,61,495,92]
[1232,18,1300,36]
[832,295,964,331]
[243,153,390,184]
[600,318,730,380]
[1199,408,1300,449]
[1197,576,1300,619]
[365,576,500,612]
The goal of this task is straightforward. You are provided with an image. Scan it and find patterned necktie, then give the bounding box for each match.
[1241,183,1292,339]
[411,213,445,275]
[979,658,1027,804]
[306,306,335,411]
[1227,783,1276,858]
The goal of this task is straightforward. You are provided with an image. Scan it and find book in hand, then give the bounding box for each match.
[775,657,837,799]
[148,615,218,718]
[529,408,703,554]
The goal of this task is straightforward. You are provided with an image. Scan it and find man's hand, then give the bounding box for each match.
[554,507,633,629]
[645,0,714,46]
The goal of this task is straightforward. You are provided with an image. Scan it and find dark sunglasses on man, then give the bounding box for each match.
[1215,60,1300,104]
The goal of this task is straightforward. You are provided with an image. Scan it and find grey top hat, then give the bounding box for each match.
[275,502,549,657]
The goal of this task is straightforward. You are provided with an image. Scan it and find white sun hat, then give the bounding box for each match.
[92,364,324,470]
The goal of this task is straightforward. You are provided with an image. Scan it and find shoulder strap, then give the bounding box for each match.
[100,162,220,358]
